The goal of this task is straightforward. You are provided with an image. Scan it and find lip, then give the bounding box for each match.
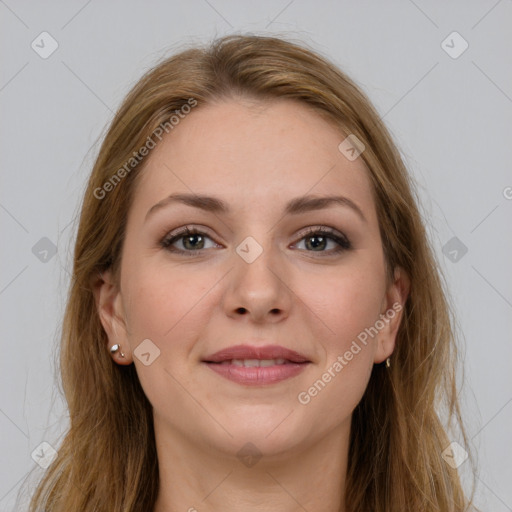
[202,344,311,386]
[203,344,310,363]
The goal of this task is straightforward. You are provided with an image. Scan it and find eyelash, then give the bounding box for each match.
[159,225,352,257]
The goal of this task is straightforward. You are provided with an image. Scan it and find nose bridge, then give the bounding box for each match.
[224,229,291,321]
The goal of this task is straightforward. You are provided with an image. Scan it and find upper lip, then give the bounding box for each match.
[203,344,310,363]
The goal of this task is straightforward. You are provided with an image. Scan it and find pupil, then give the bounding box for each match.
[184,234,203,250]
[306,235,326,251]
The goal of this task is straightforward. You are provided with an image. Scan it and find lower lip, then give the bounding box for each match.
[203,362,310,385]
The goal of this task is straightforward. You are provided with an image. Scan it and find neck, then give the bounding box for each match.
[153,420,349,512]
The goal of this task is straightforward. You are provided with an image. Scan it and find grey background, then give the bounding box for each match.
[1,1,511,510]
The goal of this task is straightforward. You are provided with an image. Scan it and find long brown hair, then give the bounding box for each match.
[24,34,479,511]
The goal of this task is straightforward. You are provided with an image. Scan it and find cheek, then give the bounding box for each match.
[300,265,384,346]
[122,262,219,350]
[292,267,383,417]
[121,264,218,407]
[296,287,376,419]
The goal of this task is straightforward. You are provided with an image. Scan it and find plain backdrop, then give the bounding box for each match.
[1,1,511,510]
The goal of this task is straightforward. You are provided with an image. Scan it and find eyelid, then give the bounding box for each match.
[293,225,349,244]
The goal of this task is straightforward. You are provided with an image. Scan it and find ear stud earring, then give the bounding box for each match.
[110,344,125,358]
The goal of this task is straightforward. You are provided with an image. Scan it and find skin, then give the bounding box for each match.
[94,97,410,512]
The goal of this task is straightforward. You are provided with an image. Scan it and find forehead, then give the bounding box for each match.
[132,98,376,223]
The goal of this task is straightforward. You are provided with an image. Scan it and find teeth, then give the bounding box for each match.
[222,358,287,367]
[259,359,278,367]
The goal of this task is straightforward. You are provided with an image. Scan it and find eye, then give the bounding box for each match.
[292,227,351,256]
[160,225,351,257]
[160,226,220,254]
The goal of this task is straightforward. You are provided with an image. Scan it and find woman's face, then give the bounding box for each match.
[97,98,408,459]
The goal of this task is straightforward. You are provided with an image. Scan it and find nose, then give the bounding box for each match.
[222,240,293,324]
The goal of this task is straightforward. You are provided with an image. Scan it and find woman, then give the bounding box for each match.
[27,34,478,511]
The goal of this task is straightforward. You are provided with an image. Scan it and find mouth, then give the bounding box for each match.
[202,344,311,386]
[209,357,302,367]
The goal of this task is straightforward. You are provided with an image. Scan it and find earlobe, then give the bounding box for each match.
[91,270,132,364]
[374,266,410,364]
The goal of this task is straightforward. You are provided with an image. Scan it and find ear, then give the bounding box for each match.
[91,269,132,365]
[374,266,410,364]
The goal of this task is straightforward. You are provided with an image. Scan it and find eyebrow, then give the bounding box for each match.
[145,193,367,223]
